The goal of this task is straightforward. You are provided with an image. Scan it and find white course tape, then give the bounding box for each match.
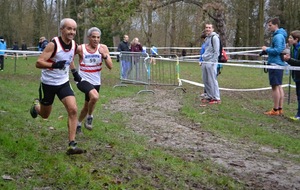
[201,61,300,71]
[226,49,262,55]
[179,79,295,92]
[0,50,42,54]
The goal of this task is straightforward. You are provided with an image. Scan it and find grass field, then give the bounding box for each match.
[0,55,299,189]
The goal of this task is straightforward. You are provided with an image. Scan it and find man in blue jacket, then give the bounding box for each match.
[0,36,7,71]
[262,18,287,116]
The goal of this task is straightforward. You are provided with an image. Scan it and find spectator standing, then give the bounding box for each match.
[117,34,130,79]
[262,18,287,116]
[131,37,143,53]
[283,30,300,120]
[181,49,187,58]
[76,27,113,134]
[12,41,19,59]
[142,46,147,53]
[38,38,42,51]
[21,40,27,50]
[131,37,143,79]
[150,45,158,64]
[199,32,208,98]
[39,37,49,51]
[21,40,28,59]
[200,23,221,106]
[29,18,85,155]
[12,41,19,50]
[0,36,6,71]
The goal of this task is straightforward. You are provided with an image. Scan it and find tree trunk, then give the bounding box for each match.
[170,3,176,51]
[258,0,264,46]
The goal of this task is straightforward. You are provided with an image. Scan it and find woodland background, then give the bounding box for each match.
[0,0,299,50]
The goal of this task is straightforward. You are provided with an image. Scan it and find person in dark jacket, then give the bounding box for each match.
[130,37,143,80]
[21,40,28,59]
[283,30,300,120]
[12,41,19,50]
[39,37,49,51]
[12,41,19,59]
[117,34,130,79]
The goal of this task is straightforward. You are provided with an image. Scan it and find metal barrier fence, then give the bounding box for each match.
[114,52,182,94]
[149,55,180,86]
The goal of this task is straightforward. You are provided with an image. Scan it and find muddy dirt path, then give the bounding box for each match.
[108,89,300,190]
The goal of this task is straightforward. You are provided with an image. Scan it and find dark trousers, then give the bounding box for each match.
[296,81,300,117]
[0,55,4,70]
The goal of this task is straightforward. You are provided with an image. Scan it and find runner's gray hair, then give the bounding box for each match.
[87,27,102,37]
[60,18,76,29]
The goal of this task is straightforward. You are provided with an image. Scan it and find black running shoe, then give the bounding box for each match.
[30,99,40,118]
[66,141,86,155]
[76,125,82,134]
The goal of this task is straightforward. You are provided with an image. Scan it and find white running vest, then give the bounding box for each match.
[41,37,76,85]
[79,44,102,85]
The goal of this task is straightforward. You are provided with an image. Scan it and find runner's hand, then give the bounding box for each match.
[52,60,66,69]
[71,69,82,82]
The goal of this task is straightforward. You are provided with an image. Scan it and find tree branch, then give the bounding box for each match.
[153,0,203,10]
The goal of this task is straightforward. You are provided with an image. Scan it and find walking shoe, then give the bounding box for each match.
[200,93,207,97]
[66,141,86,155]
[264,109,280,116]
[278,109,284,115]
[208,99,221,104]
[290,116,300,121]
[76,125,82,134]
[84,117,93,130]
[30,99,40,118]
[201,98,211,103]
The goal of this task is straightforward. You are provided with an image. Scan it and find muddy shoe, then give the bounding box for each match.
[84,117,93,130]
[66,141,86,155]
[76,125,83,134]
[66,147,86,155]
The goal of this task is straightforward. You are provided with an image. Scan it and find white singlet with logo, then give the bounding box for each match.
[41,37,75,85]
[79,44,102,85]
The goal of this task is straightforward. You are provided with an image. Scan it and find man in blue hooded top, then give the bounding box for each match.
[262,17,287,116]
[0,36,6,71]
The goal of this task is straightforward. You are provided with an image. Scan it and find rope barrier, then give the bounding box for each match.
[179,79,295,92]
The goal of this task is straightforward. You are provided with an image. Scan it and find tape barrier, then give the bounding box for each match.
[201,61,300,71]
[179,79,295,92]
[0,49,42,54]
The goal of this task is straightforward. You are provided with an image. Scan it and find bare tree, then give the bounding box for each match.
[259,0,264,46]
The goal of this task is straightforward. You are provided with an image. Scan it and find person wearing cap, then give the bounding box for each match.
[0,36,7,71]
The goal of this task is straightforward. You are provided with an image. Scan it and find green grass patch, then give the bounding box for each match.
[0,56,299,189]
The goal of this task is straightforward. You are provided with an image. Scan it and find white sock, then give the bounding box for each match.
[78,121,82,126]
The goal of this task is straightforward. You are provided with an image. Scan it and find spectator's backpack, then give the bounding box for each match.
[211,35,228,75]
[211,35,228,63]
